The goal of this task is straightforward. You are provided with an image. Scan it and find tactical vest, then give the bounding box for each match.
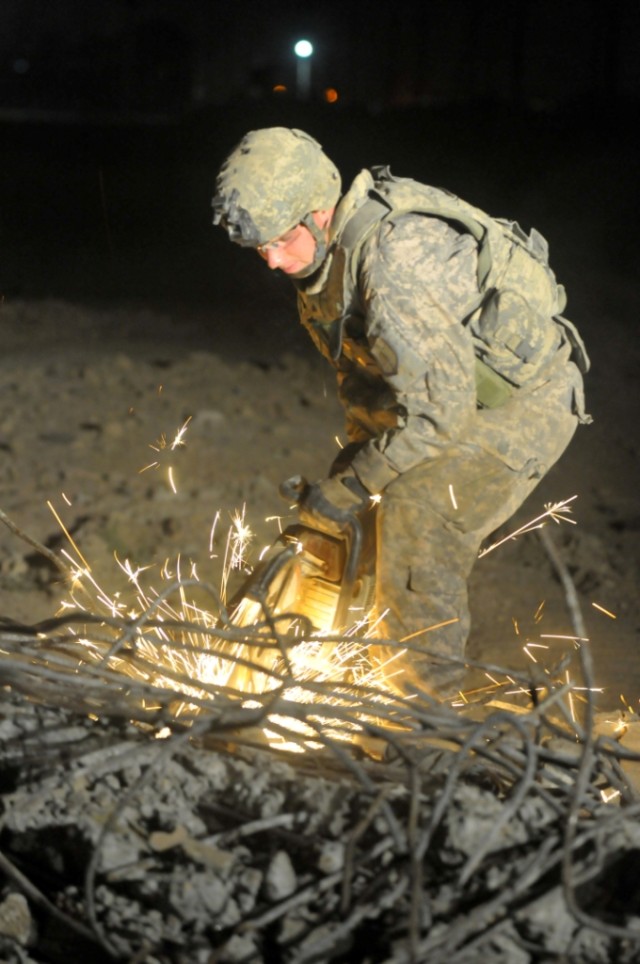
[297,168,589,409]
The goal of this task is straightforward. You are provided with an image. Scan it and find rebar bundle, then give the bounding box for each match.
[2,589,640,964]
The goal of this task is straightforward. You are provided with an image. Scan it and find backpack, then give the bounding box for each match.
[312,167,590,408]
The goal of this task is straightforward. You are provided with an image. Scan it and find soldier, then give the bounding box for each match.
[212,127,590,697]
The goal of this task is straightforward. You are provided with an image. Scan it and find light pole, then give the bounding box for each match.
[294,39,313,100]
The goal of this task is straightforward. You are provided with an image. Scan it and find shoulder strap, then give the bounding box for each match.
[339,193,391,283]
[338,171,495,290]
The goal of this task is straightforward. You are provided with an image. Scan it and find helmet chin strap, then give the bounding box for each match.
[294,213,329,278]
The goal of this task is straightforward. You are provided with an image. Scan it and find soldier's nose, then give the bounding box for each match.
[266,248,283,269]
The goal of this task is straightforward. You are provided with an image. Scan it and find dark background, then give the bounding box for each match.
[1,0,638,339]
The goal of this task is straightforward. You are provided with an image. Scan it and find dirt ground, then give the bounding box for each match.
[1,102,638,714]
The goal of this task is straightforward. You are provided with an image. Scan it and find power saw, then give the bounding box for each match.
[221,476,376,691]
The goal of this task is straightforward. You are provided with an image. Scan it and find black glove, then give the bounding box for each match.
[328,441,366,478]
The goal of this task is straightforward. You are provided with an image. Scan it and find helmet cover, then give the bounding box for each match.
[212,127,341,247]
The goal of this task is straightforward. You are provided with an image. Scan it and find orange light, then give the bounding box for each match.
[272,84,287,94]
[324,87,339,104]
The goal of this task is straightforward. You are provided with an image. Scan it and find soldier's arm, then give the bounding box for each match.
[348,213,481,493]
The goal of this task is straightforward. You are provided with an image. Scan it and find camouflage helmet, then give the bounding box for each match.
[212,127,341,248]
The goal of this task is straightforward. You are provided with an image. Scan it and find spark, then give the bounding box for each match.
[60,548,128,616]
[601,788,621,804]
[47,500,92,571]
[148,436,166,455]
[115,555,154,584]
[592,602,617,620]
[540,634,589,642]
[566,670,576,723]
[170,416,192,450]
[355,643,408,691]
[62,492,72,507]
[544,497,578,524]
[448,484,458,510]
[479,496,577,558]
[399,617,459,644]
[208,511,221,556]
[139,417,192,491]
[620,695,636,715]
[227,507,253,570]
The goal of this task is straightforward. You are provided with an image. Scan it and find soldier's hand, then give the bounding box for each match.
[328,440,366,477]
[292,472,370,532]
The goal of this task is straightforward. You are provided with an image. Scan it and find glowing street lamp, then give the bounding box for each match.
[294,39,313,100]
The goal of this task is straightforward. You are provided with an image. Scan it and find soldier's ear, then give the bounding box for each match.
[312,209,335,230]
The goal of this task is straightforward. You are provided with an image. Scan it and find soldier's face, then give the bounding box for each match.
[257,210,333,276]
[257,223,317,275]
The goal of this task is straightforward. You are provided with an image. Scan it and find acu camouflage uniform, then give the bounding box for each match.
[295,167,590,693]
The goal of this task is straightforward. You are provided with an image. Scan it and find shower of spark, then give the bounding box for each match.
[51,500,387,750]
[32,408,597,750]
[49,501,603,749]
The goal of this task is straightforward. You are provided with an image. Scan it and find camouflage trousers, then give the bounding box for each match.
[370,415,579,697]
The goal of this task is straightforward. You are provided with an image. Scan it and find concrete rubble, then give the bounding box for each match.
[2,684,640,963]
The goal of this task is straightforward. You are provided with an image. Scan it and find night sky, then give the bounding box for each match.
[1,0,638,115]
[0,0,638,313]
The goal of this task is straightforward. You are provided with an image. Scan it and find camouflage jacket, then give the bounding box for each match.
[295,168,589,493]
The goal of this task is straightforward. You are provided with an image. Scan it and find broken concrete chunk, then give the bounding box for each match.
[265,849,297,901]
[0,892,34,946]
